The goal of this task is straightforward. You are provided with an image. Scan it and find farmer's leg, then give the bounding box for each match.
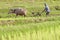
[46,12,49,16]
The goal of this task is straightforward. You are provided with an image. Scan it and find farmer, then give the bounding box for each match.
[41,3,50,16]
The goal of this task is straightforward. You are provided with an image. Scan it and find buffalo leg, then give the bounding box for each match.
[24,14,26,17]
[15,14,18,18]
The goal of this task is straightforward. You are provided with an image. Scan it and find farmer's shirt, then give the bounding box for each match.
[45,5,50,12]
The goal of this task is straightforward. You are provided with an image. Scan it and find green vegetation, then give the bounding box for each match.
[0,21,60,40]
[0,0,60,40]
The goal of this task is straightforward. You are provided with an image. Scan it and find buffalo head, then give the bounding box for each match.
[8,8,16,14]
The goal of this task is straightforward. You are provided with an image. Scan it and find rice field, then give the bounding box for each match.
[0,16,60,40]
[0,0,60,40]
[0,21,60,40]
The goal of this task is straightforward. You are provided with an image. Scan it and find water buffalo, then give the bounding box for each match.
[8,8,27,17]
